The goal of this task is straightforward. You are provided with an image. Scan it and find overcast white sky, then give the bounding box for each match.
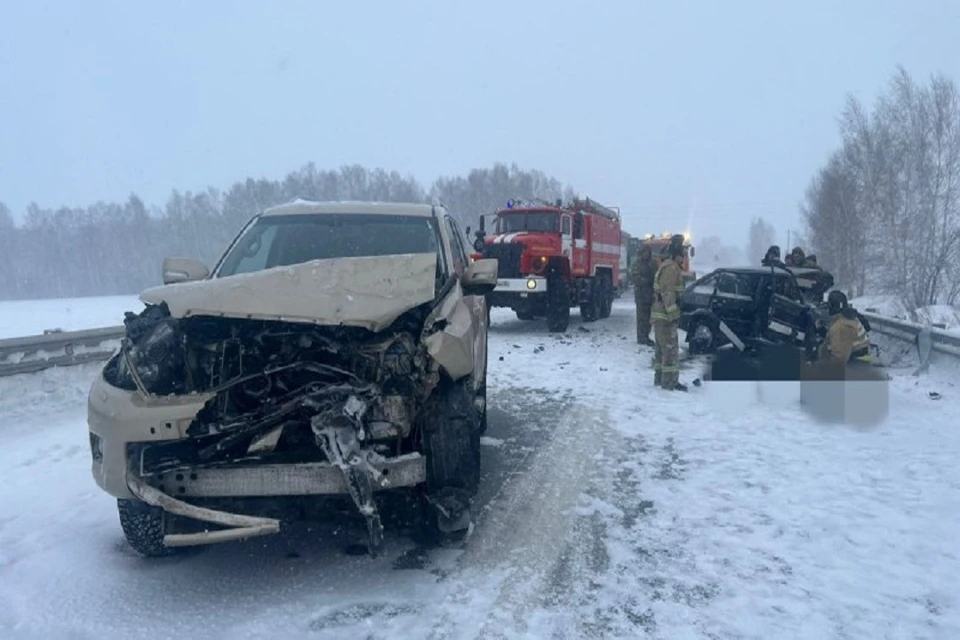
[2,0,959,245]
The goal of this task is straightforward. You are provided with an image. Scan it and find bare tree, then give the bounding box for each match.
[0,163,575,300]
[747,217,777,264]
[802,66,960,306]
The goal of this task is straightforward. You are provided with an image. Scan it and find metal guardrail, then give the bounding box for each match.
[860,310,960,358]
[0,310,957,378]
[0,326,124,377]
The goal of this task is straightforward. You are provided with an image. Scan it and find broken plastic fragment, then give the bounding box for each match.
[312,422,385,557]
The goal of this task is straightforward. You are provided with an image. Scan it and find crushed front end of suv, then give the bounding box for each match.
[87,200,498,557]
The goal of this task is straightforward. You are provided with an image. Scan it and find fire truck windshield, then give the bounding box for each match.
[498,211,559,234]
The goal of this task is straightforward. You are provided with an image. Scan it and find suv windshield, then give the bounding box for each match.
[216,213,441,277]
[498,211,559,234]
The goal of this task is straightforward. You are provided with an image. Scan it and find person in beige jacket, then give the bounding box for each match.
[651,235,688,391]
[821,290,870,363]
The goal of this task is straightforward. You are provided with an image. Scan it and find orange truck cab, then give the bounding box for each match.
[639,233,697,285]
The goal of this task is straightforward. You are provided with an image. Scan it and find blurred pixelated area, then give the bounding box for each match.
[701,344,890,427]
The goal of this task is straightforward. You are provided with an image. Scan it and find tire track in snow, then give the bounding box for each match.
[422,399,610,638]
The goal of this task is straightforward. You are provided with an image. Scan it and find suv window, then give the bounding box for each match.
[226,224,279,276]
[716,273,740,295]
[692,273,717,292]
[216,214,442,277]
[445,217,468,275]
[773,274,801,300]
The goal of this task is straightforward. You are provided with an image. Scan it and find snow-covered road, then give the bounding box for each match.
[1,299,958,639]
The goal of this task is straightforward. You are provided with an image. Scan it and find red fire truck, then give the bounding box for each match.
[473,197,622,332]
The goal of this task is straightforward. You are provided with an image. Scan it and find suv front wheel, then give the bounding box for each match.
[419,380,482,536]
[117,499,178,557]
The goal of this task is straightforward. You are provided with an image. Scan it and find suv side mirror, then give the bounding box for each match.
[689,246,696,258]
[461,258,498,296]
[162,257,210,284]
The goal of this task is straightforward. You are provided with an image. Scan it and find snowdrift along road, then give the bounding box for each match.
[0,301,958,639]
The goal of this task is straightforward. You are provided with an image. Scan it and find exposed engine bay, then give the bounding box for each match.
[103,299,450,554]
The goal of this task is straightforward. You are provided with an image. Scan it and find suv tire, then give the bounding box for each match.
[117,499,177,558]
[420,381,482,536]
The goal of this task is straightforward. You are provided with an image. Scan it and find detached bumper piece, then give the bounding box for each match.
[128,451,426,552]
[127,473,281,548]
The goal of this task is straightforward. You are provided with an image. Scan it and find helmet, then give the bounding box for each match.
[766,245,781,260]
[791,247,805,262]
[667,234,684,258]
[827,290,848,315]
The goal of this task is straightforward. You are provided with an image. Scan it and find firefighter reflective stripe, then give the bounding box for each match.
[653,280,685,293]
[660,366,680,373]
[665,304,678,314]
[651,311,668,320]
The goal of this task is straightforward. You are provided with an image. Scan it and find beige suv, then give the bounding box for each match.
[87,200,498,557]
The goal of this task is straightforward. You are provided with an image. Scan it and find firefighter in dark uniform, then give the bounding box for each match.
[651,234,687,391]
[630,244,656,346]
[762,245,785,267]
[785,246,805,267]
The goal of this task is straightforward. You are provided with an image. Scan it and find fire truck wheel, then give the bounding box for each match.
[598,275,614,319]
[580,283,600,322]
[545,275,570,332]
[515,310,535,321]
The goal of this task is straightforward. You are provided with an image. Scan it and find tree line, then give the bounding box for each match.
[802,67,960,306]
[0,162,576,300]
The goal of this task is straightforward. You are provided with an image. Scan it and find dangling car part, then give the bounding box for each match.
[88,201,498,557]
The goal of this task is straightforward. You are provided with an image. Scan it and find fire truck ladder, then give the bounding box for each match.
[570,197,621,222]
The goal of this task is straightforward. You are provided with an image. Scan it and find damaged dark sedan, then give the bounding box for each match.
[87,200,498,557]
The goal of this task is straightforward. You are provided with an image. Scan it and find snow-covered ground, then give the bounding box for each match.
[0,299,958,639]
[0,295,141,339]
[852,294,960,334]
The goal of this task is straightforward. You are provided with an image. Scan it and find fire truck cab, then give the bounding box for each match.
[475,198,621,332]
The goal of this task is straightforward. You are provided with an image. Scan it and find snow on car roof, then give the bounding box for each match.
[262,199,437,218]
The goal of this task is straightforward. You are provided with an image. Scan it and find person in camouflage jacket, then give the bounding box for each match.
[630,244,656,345]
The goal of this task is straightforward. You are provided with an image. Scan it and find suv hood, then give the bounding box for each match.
[140,252,438,333]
